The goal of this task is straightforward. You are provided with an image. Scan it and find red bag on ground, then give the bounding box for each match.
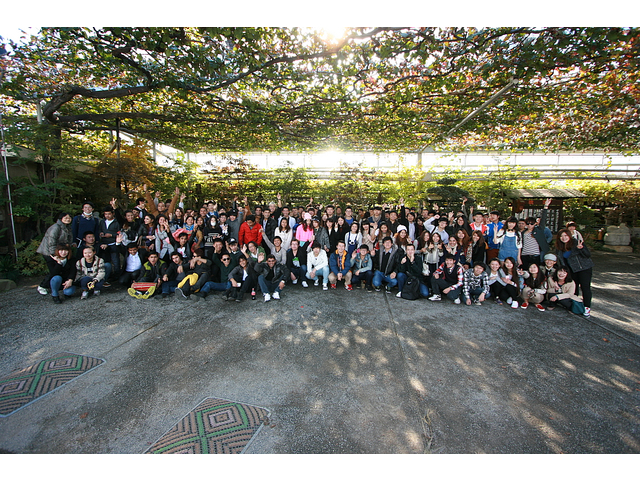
[131,282,156,292]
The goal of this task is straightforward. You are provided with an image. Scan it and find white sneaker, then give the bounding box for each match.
[428,294,441,301]
[292,279,298,285]
[511,300,519,309]
[272,291,280,300]
[37,286,48,295]
[506,297,513,305]
[314,279,320,286]
[584,307,591,318]
[396,292,402,298]
[302,281,309,288]
[454,298,461,304]
[322,283,328,290]
[264,293,271,302]
[81,291,89,300]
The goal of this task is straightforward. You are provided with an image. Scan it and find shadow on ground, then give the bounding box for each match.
[0,251,638,453]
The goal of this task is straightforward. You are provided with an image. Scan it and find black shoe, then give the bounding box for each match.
[162,293,168,299]
[222,289,231,301]
[366,285,373,292]
[52,296,62,304]
[236,292,244,302]
[175,287,188,300]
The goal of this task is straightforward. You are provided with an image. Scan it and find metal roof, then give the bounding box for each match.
[509,188,587,199]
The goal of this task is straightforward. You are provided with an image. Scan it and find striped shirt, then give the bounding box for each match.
[522,231,540,255]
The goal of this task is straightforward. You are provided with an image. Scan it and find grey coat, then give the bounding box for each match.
[37,220,73,256]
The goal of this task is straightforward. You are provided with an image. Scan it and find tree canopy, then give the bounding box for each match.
[2,27,639,153]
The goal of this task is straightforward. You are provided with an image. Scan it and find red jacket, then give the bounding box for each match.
[238,222,263,246]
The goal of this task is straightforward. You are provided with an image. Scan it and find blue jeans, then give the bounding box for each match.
[289,265,307,281]
[104,245,120,276]
[418,282,430,298]
[78,276,104,291]
[161,280,179,295]
[463,287,485,303]
[352,270,374,287]
[306,265,329,285]
[50,275,76,297]
[104,262,112,281]
[258,275,283,295]
[373,271,406,290]
[201,280,232,294]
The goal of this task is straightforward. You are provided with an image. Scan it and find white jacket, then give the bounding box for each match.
[307,249,329,271]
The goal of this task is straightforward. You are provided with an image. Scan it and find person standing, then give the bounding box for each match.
[485,211,504,261]
[555,228,594,318]
[520,198,552,268]
[98,205,121,281]
[72,201,100,249]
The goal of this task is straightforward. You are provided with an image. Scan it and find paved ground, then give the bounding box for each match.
[0,251,638,454]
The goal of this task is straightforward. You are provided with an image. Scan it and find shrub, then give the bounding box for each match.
[16,238,48,276]
[0,255,20,282]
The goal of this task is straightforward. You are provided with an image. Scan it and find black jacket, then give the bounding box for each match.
[286,247,308,271]
[254,262,290,283]
[375,245,404,276]
[139,260,166,283]
[45,255,77,284]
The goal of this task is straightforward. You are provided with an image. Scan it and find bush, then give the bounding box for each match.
[0,255,20,282]
[16,238,48,276]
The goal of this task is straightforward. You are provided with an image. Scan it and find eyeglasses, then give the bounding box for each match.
[222,258,230,261]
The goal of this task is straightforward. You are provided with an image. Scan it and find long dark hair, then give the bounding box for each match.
[501,256,520,286]
[471,230,486,248]
[553,266,573,284]
[556,228,575,252]
[278,217,291,233]
[524,263,546,289]
[418,229,431,249]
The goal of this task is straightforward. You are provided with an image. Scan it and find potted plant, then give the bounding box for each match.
[12,206,35,223]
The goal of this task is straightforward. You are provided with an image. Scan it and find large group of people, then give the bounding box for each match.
[35,187,595,317]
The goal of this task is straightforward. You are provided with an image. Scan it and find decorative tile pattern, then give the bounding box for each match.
[0,353,105,417]
[146,397,270,454]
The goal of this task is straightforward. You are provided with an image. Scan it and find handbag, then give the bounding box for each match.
[422,258,430,276]
[571,299,586,315]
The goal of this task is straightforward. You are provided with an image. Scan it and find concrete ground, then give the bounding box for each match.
[0,251,638,454]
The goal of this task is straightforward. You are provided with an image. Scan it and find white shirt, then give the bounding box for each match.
[126,252,143,272]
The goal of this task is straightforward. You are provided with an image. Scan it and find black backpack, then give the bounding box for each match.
[401,275,420,300]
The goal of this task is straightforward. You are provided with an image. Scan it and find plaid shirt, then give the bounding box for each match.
[463,269,490,298]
